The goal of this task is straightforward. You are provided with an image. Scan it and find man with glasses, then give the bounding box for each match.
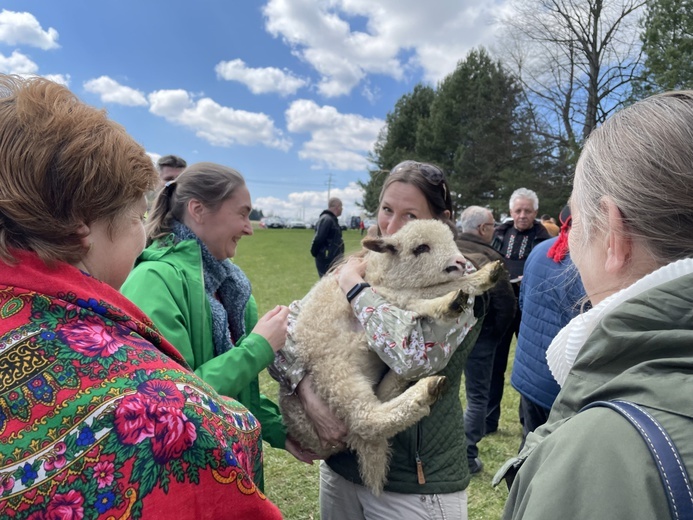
[456,206,516,474]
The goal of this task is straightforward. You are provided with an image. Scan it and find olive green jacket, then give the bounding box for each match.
[122,238,286,486]
[498,268,693,519]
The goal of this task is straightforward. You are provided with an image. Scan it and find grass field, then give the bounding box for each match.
[234,228,522,520]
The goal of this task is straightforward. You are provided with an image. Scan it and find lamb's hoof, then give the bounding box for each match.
[478,260,503,289]
[448,290,470,314]
[427,375,447,400]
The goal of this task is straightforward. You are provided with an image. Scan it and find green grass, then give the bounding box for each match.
[235,228,521,520]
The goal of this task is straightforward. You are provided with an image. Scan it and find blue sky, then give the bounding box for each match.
[0,1,503,220]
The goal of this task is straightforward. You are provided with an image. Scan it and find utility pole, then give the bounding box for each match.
[326,172,334,204]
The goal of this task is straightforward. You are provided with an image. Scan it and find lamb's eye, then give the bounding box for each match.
[412,244,430,256]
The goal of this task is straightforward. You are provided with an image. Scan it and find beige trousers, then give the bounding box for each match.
[319,462,468,520]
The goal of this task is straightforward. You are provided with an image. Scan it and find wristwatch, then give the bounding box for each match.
[346,282,371,303]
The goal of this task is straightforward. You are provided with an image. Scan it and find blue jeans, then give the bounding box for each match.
[463,330,499,462]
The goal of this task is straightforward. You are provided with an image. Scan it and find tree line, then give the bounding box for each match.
[360,0,692,220]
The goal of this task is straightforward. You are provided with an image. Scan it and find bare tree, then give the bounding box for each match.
[497,0,646,151]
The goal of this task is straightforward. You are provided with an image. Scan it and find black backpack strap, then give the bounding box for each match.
[580,400,693,520]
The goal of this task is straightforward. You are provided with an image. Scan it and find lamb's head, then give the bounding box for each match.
[362,220,470,290]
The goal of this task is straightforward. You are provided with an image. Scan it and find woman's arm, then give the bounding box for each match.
[338,257,478,380]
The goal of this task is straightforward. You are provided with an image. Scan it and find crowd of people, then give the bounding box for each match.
[1,73,693,520]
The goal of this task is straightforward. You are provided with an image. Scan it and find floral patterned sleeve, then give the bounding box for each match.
[270,260,480,389]
[268,299,307,394]
[351,285,477,381]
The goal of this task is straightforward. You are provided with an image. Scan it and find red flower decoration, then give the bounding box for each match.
[151,407,197,464]
[60,317,121,357]
[45,490,84,520]
[232,441,252,476]
[113,394,156,445]
[138,380,185,408]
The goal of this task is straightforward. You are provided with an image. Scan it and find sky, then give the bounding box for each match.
[0,1,507,221]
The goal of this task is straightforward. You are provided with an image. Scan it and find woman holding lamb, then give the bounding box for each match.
[272,161,485,520]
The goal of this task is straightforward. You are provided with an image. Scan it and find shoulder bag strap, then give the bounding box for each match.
[580,399,693,520]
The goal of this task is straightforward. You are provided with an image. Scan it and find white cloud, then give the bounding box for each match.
[0,50,70,86]
[254,182,365,220]
[286,99,383,170]
[0,10,59,49]
[42,73,70,86]
[84,76,148,107]
[146,152,162,166]
[263,0,505,97]
[0,49,38,74]
[148,89,291,151]
[215,58,308,96]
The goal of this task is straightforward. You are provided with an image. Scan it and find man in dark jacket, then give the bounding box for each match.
[311,197,344,276]
[457,206,516,474]
[487,188,550,434]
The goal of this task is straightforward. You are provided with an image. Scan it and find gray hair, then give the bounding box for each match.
[146,162,245,242]
[509,188,539,211]
[328,197,342,210]
[459,206,492,233]
[572,90,693,265]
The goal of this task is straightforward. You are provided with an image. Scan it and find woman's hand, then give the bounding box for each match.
[296,374,347,450]
[336,256,368,296]
[284,436,320,464]
[251,305,289,353]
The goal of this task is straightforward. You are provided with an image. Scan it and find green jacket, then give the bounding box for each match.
[326,319,482,494]
[498,270,693,519]
[121,237,287,486]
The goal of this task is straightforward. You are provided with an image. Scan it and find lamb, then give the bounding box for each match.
[278,219,502,494]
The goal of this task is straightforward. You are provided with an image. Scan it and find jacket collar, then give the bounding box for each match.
[547,257,693,386]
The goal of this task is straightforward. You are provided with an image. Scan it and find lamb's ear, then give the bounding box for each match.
[362,236,398,254]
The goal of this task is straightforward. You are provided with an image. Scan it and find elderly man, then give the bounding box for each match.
[310,197,344,277]
[486,188,550,435]
[456,206,516,474]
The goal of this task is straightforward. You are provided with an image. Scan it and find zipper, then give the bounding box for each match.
[415,422,425,484]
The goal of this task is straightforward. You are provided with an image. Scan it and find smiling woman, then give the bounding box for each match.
[121,162,314,490]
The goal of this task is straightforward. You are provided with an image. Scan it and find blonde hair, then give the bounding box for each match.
[0,74,157,264]
[146,162,246,242]
[572,90,693,265]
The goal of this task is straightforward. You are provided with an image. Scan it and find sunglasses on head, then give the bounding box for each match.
[391,161,445,185]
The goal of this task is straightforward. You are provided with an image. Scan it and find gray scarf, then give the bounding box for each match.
[170,220,252,356]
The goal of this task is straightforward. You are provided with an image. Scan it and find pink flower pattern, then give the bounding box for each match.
[151,407,197,464]
[138,380,185,408]
[92,461,115,489]
[45,490,84,520]
[60,318,121,358]
[113,394,156,445]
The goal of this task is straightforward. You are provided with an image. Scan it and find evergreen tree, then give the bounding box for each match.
[358,84,434,215]
[417,48,544,215]
[640,0,693,92]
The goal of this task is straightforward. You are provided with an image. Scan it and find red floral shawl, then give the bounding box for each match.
[0,251,282,519]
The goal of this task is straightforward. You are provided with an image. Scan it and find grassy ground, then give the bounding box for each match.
[235,228,522,520]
